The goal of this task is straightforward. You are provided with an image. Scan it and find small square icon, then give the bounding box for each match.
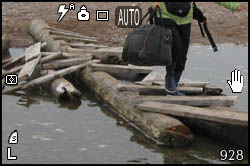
[96,10,109,21]
[5,74,18,85]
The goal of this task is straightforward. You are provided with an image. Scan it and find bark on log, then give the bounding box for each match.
[48,70,81,101]
[28,19,65,52]
[80,68,193,147]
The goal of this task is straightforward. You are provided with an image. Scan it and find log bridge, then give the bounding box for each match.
[2,19,248,148]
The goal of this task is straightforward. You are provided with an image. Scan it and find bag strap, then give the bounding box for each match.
[139,6,163,26]
[193,2,218,52]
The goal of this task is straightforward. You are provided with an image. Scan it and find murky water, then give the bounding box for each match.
[2,45,248,164]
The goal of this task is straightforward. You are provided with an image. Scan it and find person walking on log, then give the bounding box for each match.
[151,2,242,96]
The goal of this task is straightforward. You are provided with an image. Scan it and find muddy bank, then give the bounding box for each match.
[2,2,248,48]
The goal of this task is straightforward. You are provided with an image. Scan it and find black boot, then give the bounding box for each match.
[174,71,185,96]
[165,70,177,95]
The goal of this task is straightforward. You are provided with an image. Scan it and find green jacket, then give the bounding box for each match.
[150,2,240,25]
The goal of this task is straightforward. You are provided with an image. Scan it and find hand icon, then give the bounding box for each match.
[227,69,244,93]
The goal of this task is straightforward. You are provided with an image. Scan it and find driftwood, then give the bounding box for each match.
[18,56,41,81]
[134,95,238,107]
[2,35,10,60]
[2,42,47,69]
[42,57,92,70]
[48,70,81,101]
[80,68,193,147]
[62,53,93,59]
[2,60,99,94]
[137,101,248,126]
[28,19,64,52]
[52,35,97,43]
[117,83,204,95]
[204,84,223,95]
[90,64,152,81]
[2,52,62,78]
[69,43,108,49]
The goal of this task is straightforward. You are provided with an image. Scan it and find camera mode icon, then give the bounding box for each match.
[5,74,18,85]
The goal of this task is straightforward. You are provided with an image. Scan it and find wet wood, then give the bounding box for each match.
[137,101,248,126]
[48,70,81,101]
[42,57,92,70]
[62,53,93,59]
[90,64,152,81]
[135,95,238,107]
[2,60,99,94]
[2,52,63,77]
[80,69,193,147]
[204,84,223,95]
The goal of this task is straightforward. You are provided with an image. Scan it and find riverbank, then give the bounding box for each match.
[2,2,248,48]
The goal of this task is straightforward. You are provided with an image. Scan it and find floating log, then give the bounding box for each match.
[2,60,99,94]
[2,35,10,60]
[134,95,238,107]
[42,57,92,70]
[90,64,152,81]
[2,52,62,77]
[137,101,248,126]
[204,84,223,95]
[80,69,193,147]
[48,70,81,101]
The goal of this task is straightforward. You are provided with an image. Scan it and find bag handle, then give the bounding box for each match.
[139,6,163,26]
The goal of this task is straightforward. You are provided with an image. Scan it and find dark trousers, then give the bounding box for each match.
[155,18,191,91]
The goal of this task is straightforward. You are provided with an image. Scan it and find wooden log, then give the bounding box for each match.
[42,57,92,70]
[49,30,97,41]
[90,64,152,81]
[62,52,93,59]
[152,80,211,88]
[2,60,100,94]
[177,112,248,149]
[69,43,108,49]
[135,95,238,107]
[25,42,41,62]
[47,27,96,40]
[2,42,47,69]
[2,52,63,77]
[2,35,10,60]
[80,69,193,147]
[51,35,97,43]
[117,83,204,95]
[28,19,65,52]
[204,84,223,95]
[18,54,41,81]
[137,101,248,126]
[48,70,81,101]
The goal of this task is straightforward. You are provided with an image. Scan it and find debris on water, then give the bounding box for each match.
[98,145,108,148]
[32,135,52,141]
[54,128,65,133]
[78,148,87,151]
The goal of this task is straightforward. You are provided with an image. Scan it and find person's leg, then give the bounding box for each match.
[155,18,183,95]
[175,23,191,88]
